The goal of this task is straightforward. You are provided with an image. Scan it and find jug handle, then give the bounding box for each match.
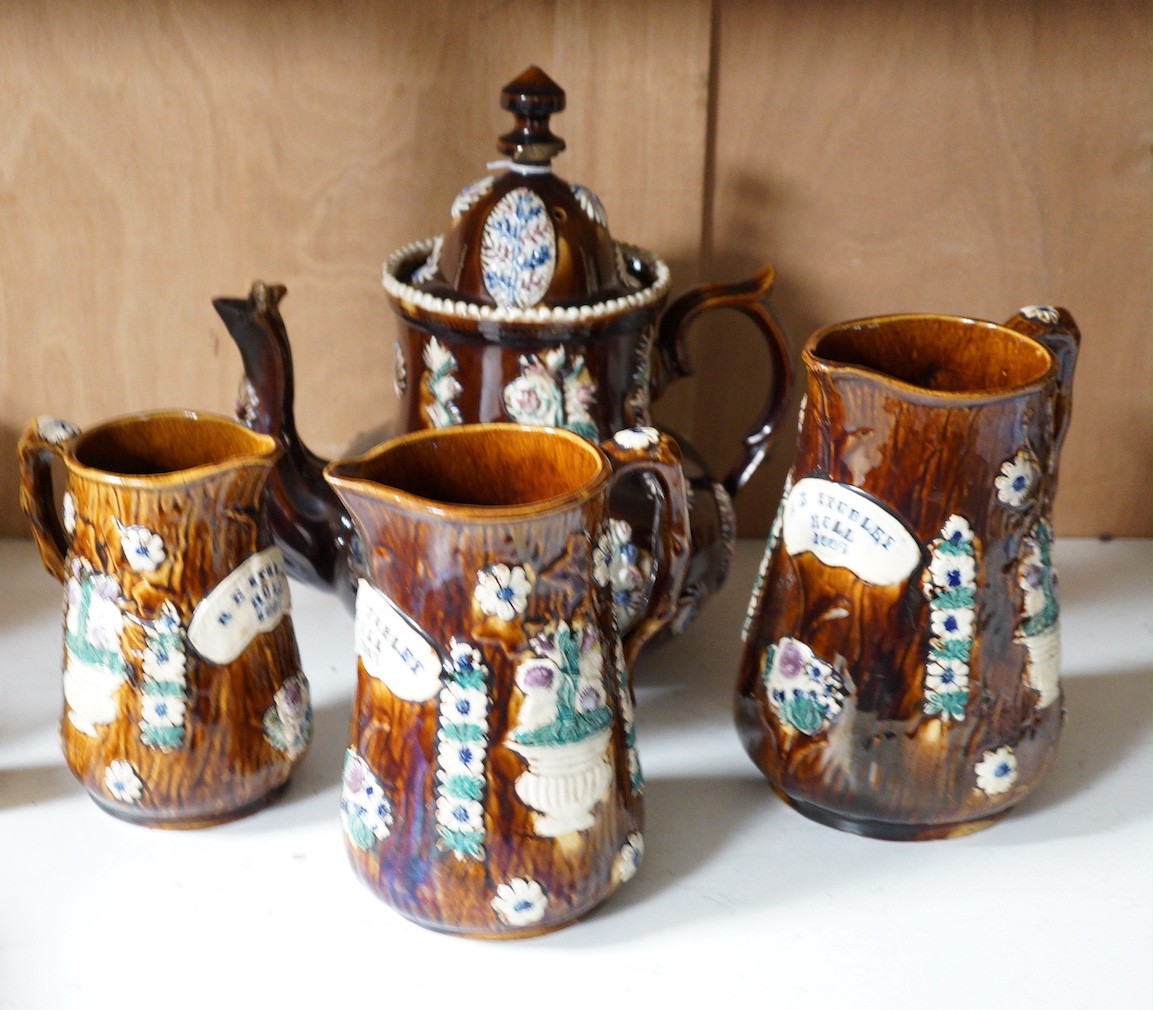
[652,264,794,497]
[1001,306,1081,461]
[600,428,692,668]
[17,417,79,583]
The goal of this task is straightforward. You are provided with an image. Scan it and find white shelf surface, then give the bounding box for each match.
[1,537,1149,1008]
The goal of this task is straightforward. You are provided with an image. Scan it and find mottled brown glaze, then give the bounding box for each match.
[19,411,310,828]
[736,308,1079,840]
[419,67,630,307]
[213,283,359,606]
[386,258,790,642]
[323,424,689,937]
[216,72,792,645]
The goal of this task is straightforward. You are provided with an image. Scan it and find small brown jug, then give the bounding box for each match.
[323,423,690,936]
[19,411,311,827]
[736,307,1079,840]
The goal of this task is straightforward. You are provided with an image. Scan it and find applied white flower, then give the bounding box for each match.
[975,746,1018,796]
[995,450,1039,508]
[436,737,487,778]
[62,492,77,535]
[121,525,167,573]
[612,426,661,451]
[340,750,393,848]
[931,606,975,640]
[435,795,484,833]
[503,368,565,427]
[925,659,970,694]
[141,694,186,728]
[491,877,548,927]
[104,760,143,804]
[474,563,532,622]
[36,417,80,444]
[939,514,974,548]
[439,683,489,728]
[928,551,976,590]
[613,831,644,884]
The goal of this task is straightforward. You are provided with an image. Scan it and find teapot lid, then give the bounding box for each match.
[384,66,670,324]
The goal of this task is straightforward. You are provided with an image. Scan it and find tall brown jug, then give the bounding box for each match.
[736,307,1079,840]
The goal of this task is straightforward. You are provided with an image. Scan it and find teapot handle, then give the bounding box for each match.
[652,264,794,496]
[600,428,692,668]
[17,417,80,583]
[1001,306,1081,468]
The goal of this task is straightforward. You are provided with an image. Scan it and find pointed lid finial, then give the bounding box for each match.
[497,65,566,165]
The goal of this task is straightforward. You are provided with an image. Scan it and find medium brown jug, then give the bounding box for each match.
[323,423,689,936]
[736,307,1079,840]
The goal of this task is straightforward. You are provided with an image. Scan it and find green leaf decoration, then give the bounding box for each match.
[141,725,185,750]
[511,622,612,747]
[936,539,974,558]
[924,690,969,721]
[439,828,484,860]
[442,774,484,801]
[932,638,972,662]
[142,680,185,698]
[568,419,600,442]
[65,577,127,675]
[451,665,487,692]
[346,815,378,852]
[440,722,486,743]
[934,586,976,611]
[782,695,825,735]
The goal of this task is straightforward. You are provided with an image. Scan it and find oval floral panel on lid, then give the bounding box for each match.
[480,187,556,308]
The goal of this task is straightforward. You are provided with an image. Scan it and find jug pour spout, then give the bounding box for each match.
[213,281,355,598]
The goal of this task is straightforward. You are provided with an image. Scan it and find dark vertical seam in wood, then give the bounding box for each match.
[701,0,721,272]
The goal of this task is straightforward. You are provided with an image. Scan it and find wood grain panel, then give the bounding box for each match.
[2,0,1147,542]
[701,0,1151,538]
[0,0,712,536]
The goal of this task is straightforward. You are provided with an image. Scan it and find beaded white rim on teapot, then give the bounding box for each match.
[381,238,672,324]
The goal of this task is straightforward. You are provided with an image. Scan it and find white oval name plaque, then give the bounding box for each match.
[188,546,291,664]
[782,477,921,586]
[355,581,442,702]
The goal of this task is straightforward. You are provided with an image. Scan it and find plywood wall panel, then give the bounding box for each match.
[0,0,713,535]
[703,0,1151,538]
[2,0,1148,542]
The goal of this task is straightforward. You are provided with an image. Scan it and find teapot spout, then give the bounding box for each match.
[213,282,356,600]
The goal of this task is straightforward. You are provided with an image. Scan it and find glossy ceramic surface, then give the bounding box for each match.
[323,423,689,936]
[214,66,792,646]
[736,307,1080,839]
[380,67,792,639]
[412,65,634,308]
[19,411,311,827]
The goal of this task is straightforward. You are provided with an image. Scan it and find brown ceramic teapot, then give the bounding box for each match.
[216,67,793,645]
